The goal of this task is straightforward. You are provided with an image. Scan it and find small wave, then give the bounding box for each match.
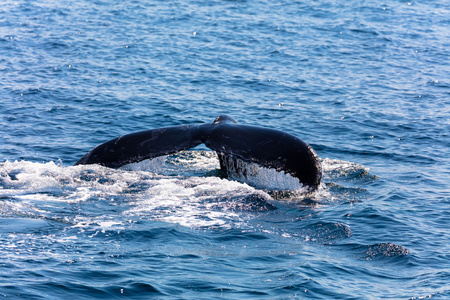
[321,158,375,181]
[0,159,276,229]
[409,289,450,300]
[302,222,352,244]
[126,176,274,228]
[0,155,374,230]
[335,242,410,261]
[0,160,139,203]
[364,242,410,259]
[116,281,163,296]
[314,158,376,205]
[427,79,449,88]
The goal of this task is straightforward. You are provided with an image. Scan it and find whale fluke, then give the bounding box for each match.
[75,116,322,191]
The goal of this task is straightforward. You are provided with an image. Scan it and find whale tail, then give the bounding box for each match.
[74,124,205,168]
[75,116,322,191]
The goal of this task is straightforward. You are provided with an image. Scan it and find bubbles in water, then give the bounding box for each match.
[0,160,136,203]
[0,156,275,229]
[0,154,375,230]
[321,158,372,180]
[219,155,306,191]
[127,176,273,228]
[363,242,409,259]
[120,156,168,173]
[120,151,220,177]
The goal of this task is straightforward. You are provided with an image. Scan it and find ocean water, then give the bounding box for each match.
[1,0,449,298]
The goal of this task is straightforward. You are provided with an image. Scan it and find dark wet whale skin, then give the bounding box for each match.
[75,115,322,191]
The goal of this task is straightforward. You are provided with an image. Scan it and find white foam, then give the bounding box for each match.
[120,156,167,173]
[4,155,371,229]
[97,221,122,228]
[219,156,307,192]
[126,176,271,228]
[0,160,144,203]
[118,150,308,191]
[120,151,220,176]
[321,158,370,175]
[0,158,275,229]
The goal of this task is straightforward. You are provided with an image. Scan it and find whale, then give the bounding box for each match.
[75,115,322,191]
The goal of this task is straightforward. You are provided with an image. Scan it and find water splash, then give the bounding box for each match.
[0,158,274,229]
[127,176,273,228]
[0,154,376,230]
[218,155,307,192]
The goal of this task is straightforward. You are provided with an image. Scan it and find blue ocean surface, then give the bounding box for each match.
[1,0,449,299]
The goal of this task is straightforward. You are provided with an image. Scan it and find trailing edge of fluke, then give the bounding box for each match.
[75,115,322,191]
